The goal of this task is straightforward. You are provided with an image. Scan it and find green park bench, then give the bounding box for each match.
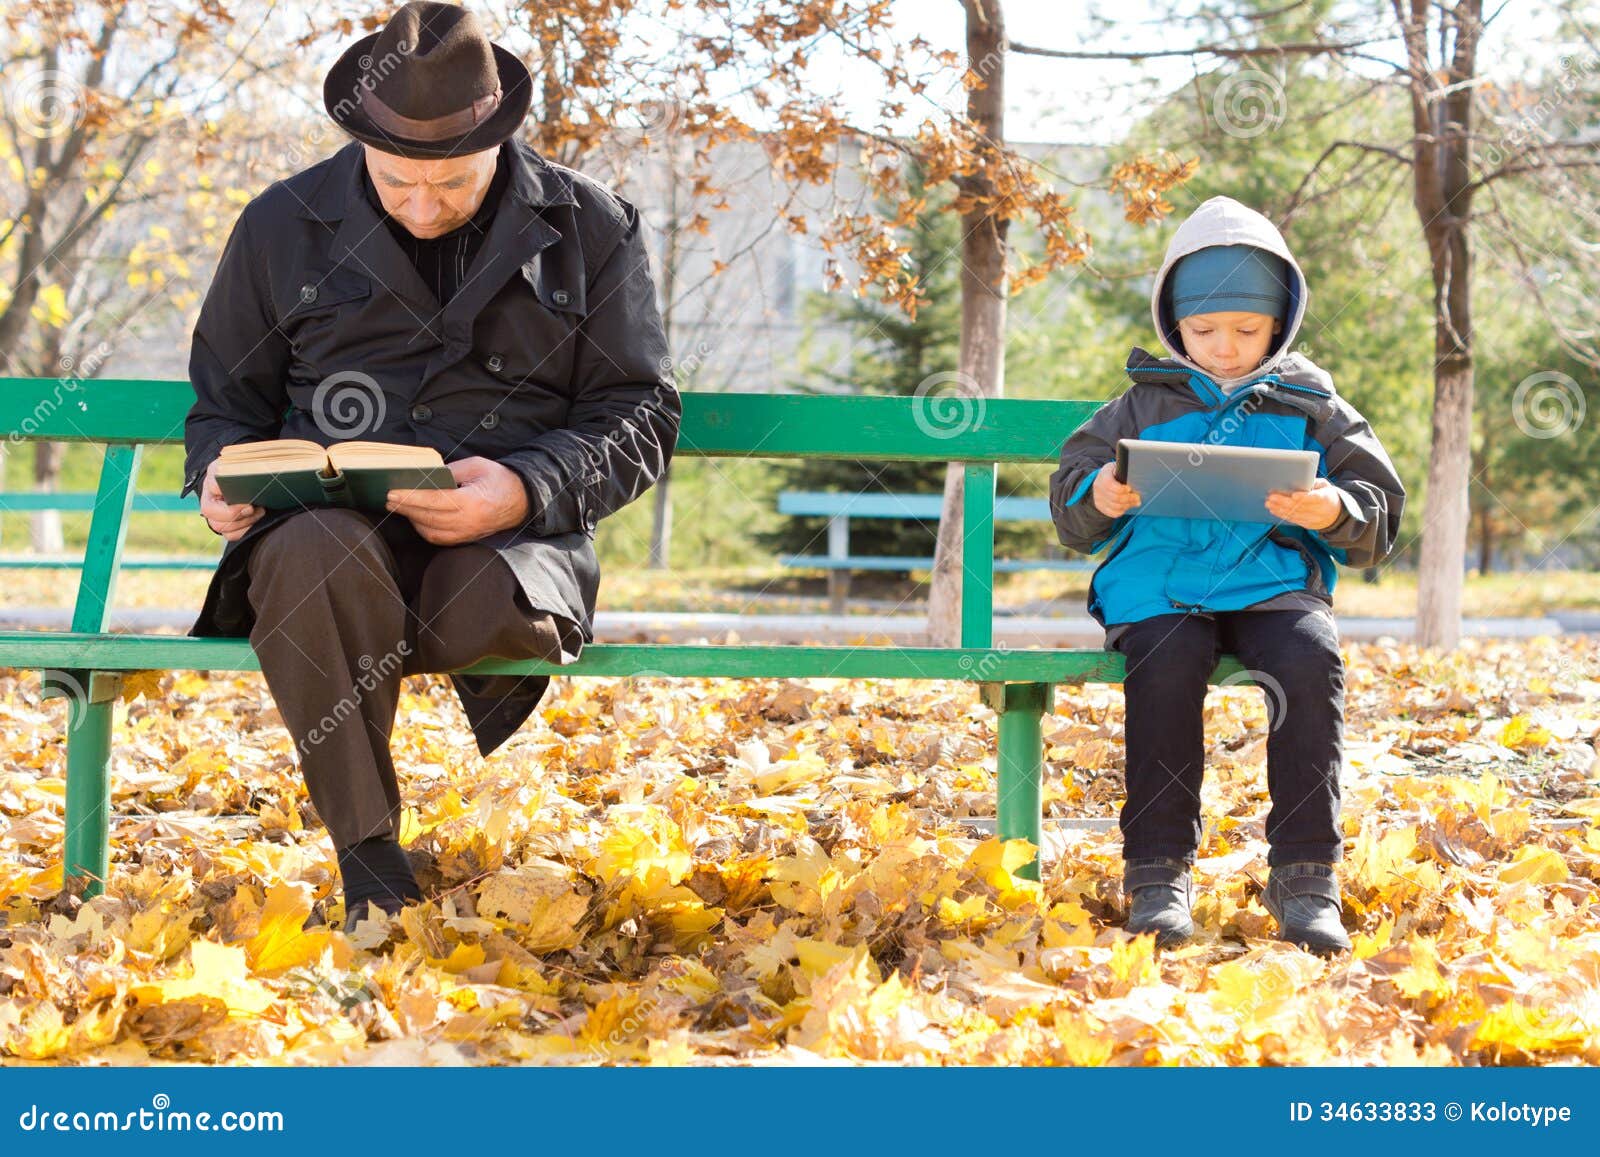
[0,490,218,571]
[0,378,1249,898]
[777,490,1092,613]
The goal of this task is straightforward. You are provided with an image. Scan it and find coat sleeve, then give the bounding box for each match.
[1309,396,1405,568]
[498,198,681,538]
[1048,390,1137,554]
[181,209,290,498]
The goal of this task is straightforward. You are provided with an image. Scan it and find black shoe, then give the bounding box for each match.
[1124,857,1194,948]
[1263,863,1350,956]
[342,896,407,935]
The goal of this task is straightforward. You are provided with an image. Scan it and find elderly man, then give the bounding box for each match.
[181,3,679,932]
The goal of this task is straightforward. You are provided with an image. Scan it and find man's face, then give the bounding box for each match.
[362,145,499,239]
[1175,310,1282,381]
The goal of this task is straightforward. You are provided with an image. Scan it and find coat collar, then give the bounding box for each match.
[1124,346,1337,422]
[296,139,576,357]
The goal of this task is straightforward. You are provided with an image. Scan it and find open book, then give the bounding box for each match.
[213,440,456,510]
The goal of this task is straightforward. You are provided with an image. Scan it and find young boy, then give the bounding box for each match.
[1049,196,1405,955]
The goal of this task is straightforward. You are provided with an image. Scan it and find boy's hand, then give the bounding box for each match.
[1091,461,1141,518]
[1266,478,1345,531]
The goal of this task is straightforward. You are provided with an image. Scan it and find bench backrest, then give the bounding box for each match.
[0,378,1097,646]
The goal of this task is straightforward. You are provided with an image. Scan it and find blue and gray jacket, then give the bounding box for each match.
[1049,196,1406,643]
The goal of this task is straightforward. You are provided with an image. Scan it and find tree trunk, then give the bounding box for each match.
[1475,429,1492,575]
[928,0,1009,646]
[649,468,673,569]
[1403,0,1481,651]
[1415,360,1473,646]
[30,442,64,555]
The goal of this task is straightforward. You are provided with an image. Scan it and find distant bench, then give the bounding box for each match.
[0,491,219,570]
[777,490,1091,613]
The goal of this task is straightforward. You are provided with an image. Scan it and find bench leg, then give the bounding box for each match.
[49,672,118,899]
[827,570,850,616]
[986,681,1053,881]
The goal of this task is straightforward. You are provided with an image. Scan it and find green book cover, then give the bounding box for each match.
[216,465,455,510]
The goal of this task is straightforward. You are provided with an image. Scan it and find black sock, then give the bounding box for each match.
[337,835,422,914]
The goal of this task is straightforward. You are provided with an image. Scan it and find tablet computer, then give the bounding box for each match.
[1114,439,1319,524]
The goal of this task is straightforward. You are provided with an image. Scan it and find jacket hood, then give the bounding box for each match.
[1150,195,1309,389]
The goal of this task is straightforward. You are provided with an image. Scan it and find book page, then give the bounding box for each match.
[328,441,447,471]
[214,440,331,475]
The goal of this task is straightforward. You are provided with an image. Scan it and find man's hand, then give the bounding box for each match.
[386,456,531,546]
[1266,477,1345,531]
[1091,461,1141,518]
[200,457,266,541]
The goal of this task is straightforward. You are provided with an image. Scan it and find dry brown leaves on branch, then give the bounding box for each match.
[1,636,1596,1066]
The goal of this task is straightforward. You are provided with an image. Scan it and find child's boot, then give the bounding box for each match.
[1124,857,1194,948]
[1263,862,1350,956]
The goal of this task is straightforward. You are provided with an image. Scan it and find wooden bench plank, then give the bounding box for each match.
[0,633,1251,685]
[778,492,1053,520]
[0,492,197,513]
[0,381,1097,461]
[780,554,1089,572]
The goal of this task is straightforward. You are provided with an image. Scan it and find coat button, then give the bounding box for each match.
[480,412,499,430]
[486,354,504,372]
[299,284,318,304]
[410,404,432,424]
[551,289,572,307]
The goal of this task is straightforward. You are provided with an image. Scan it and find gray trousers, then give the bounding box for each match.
[244,508,578,850]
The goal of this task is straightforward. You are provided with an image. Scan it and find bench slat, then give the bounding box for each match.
[781,555,1089,571]
[778,492,1053,520]
[0,381,1099,462]
[0,633,1251,685]
[0,492,196,513]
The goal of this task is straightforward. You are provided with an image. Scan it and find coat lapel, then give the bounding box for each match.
[429,142,574,368]
[302,147,444,336]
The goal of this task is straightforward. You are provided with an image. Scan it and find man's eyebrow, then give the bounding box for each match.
[374,172,472,188]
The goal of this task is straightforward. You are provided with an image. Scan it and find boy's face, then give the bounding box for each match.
[1174,310,1282,381]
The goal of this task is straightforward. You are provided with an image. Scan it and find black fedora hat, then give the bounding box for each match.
[324,2,532,159]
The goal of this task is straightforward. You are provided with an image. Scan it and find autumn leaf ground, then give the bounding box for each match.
[2,636,1598,1066]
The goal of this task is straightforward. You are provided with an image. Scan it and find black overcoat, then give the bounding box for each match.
[181,137,680,753]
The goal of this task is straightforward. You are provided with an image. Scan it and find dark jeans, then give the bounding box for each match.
[1111,608,1345,867]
